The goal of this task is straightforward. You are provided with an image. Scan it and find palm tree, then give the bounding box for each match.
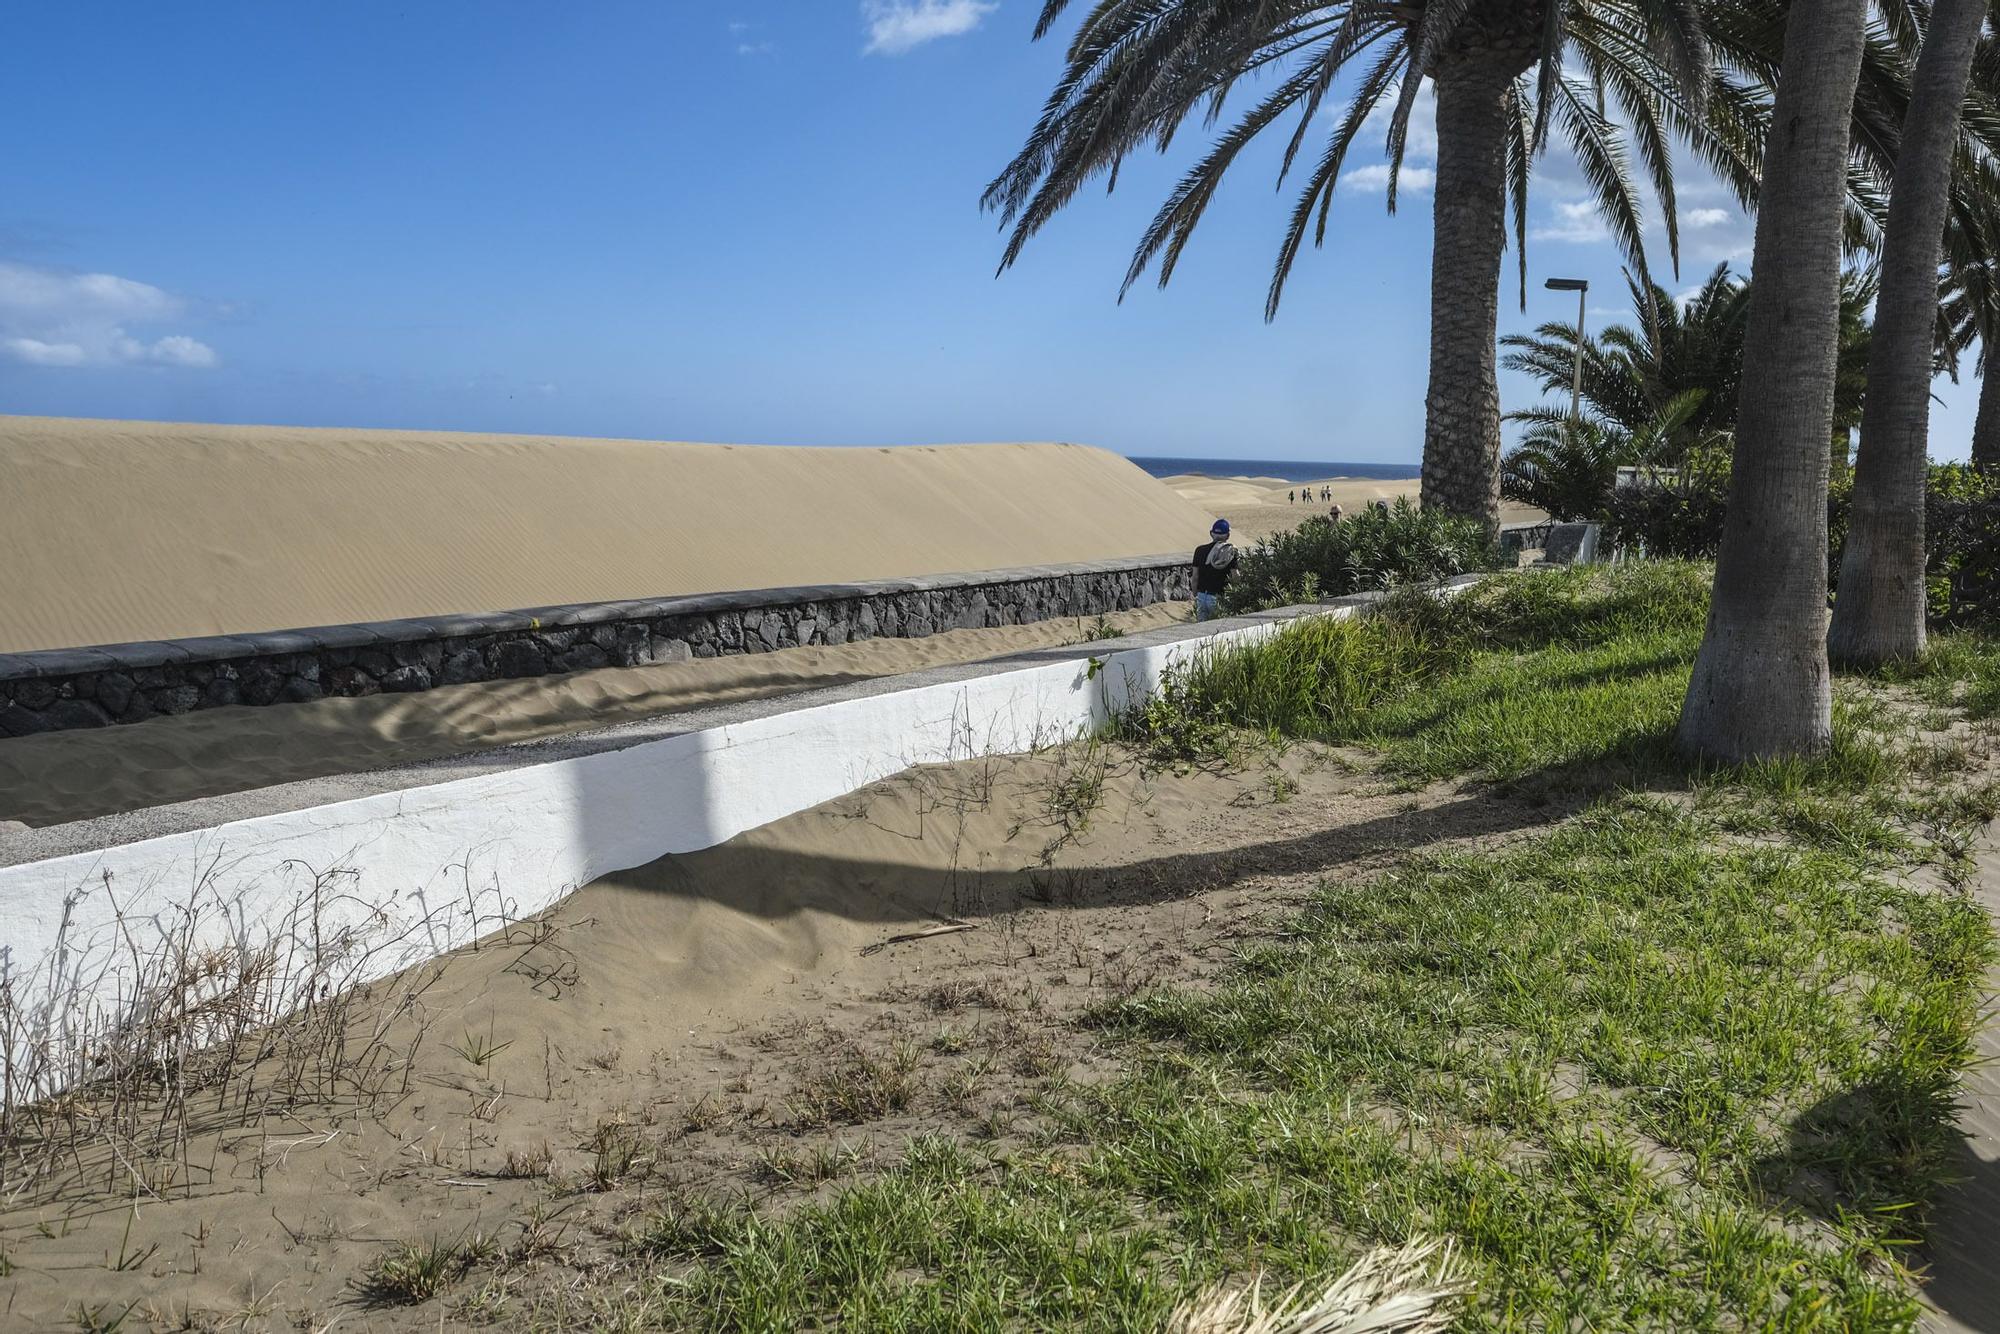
[1976,338,2000,473]
[1678,0,1867,763]
[984,1,1730,533]
[1941,184,2000,473]
[1501,390,1710,520]
[1503,264,1876,469]
[1829,0,1991,667]
[1502,266,1749,461]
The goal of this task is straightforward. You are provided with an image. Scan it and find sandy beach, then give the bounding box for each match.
[1160,471,1545,541]
[0,417,1213,654]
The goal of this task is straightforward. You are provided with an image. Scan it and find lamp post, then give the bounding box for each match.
[1543,277,1589,433]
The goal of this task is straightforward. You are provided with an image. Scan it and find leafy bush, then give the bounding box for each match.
[1601,456,2000,625]
[1927,464,2000,625]
[1221,500,1499,612]
[1598,444,1731,558]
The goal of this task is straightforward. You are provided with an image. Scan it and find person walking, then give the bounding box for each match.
[1287,488,1295,505]
[1192,519,1238,622]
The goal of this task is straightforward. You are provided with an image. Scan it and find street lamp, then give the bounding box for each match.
[1544,277,1589,432]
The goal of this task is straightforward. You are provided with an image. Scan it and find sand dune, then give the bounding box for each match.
[0,417,1215,653]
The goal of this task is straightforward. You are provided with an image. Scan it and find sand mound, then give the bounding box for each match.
[0,417,1215,653]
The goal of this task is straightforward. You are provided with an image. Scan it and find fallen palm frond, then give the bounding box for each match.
[1164,1237,1472,1334]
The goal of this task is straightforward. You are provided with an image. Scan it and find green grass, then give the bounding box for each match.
[1120,562,1716,787]
[549,564,1996,1331]
[592,795,1989,1331]
[360,1233,496,1305]
[1882,629,2000,721]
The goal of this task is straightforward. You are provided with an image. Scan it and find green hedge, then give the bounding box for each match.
[1221,500,1500,612]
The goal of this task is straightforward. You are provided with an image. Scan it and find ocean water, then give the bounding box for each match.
[1126,455,1420,484]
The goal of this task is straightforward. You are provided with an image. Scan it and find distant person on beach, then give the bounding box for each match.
[1192,519,1237,622]
[1287,489,1295,505]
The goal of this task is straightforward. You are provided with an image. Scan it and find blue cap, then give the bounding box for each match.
[1211,518,1230,536]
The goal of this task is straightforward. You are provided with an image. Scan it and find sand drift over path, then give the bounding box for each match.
[0,602,1188,827]
[0,417,1214,653]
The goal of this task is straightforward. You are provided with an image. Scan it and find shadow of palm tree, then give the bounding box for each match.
[1752,1074,2000,1329]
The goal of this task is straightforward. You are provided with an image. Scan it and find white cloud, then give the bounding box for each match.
[0,263,180,323]
[123,333,218,368]
[0,260,218,369]
[3,337,86,367]
[1340,163,1434,194]
[1684,207,1731,230]
[1358,84,1438,165]
[862,0,996,55]
[1531,199,1611,244]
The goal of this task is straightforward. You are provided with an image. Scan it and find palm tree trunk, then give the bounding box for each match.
[1677,0,1868,762]
[1828,0,1988,666]
[1420,64,1513,534]
[1975,351,2000,473]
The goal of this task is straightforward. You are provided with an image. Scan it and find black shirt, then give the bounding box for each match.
[1192,540,1237,595]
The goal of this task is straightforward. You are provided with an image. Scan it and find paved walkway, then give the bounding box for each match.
[1922,845,2000,1333]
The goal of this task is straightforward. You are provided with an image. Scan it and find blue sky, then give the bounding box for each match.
[0,1,1977,464]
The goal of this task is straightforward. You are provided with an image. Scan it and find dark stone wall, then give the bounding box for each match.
[0,557,1192,737]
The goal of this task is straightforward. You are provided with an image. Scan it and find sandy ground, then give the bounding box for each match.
[1917,830,2000,1333]
[0,417,1215,653]
[1161,472,1545,542]
[0,739,1546,1332]
[0,603,1189,828]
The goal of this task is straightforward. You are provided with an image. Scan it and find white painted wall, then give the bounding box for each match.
[0,608,1350,1100]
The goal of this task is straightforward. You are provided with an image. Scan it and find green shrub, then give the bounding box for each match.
[1603,458,2000,625]
[1115,614,1446,762]
[1927,464,2000,626]
[1221,500,1499,612]
[1598,444,1731,558]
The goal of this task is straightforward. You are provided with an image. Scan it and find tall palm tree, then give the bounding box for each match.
[1976,341,2000,473]
[1678,0,1867,762]
[984,1,1728,533]
[987,0,2000,533]
[1941,184,2000,473]
[1830,0,1991,667]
